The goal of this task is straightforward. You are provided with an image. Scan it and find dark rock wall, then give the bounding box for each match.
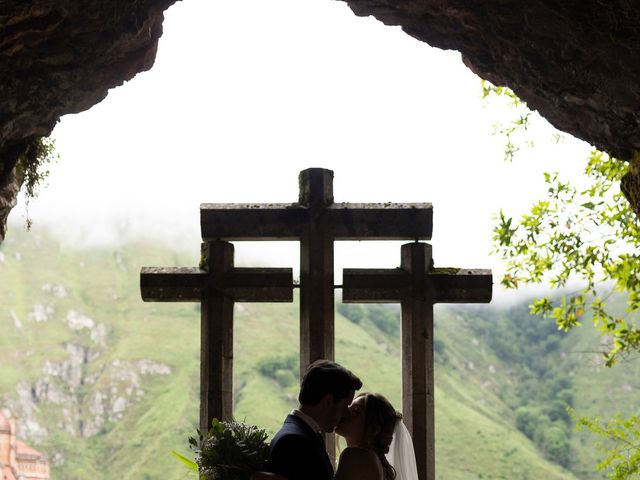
[344,0,640,161]
[0,0,178,241]
[0,163,20,243]
[344,0,640,216]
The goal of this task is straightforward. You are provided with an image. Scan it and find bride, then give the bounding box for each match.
[334,392,418,480]
[253,392,418,480]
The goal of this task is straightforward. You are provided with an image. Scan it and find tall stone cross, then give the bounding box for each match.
[342,242,492,480]
[199,168,432,377]
[140,240,293,434]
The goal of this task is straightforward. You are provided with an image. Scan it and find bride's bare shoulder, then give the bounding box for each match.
[339,446,379,461]
[336,447,381,479]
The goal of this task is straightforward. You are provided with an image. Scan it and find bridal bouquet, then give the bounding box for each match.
[184,418,270,480]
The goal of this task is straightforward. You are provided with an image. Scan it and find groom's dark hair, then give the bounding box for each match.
[298,359,362,405]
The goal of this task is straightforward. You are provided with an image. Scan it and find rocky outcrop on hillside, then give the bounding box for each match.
[4,303,171,441]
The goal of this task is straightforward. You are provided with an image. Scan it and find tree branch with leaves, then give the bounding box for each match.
[485,81,640,478]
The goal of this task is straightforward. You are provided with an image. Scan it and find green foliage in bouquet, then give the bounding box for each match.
[189,418,270,480]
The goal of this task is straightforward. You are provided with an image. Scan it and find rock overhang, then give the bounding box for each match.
[2,0,640,241]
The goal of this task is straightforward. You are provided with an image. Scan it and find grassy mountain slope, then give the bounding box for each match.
[0,226,632,479]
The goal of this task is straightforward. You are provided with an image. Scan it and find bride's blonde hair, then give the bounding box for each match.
[359,393,402,480]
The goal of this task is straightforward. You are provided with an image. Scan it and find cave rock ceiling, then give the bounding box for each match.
[1,0,640,241]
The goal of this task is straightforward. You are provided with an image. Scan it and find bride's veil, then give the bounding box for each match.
[385,420,419,480]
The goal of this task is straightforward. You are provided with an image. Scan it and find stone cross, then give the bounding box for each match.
[342,242,492,480]
[200,168,432,377]
[199,168,431,454]
[140,240,293,434]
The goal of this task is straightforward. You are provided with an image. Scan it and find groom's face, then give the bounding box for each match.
[324,390,356,432]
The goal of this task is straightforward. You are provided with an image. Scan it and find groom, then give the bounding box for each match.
[266,359,362,480]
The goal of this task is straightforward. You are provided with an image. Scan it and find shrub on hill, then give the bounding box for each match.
[338,303,400,337]
[462,304,575,468]
[257,354,298,389]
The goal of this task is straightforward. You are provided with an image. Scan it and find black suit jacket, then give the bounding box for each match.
[266,414,334,480]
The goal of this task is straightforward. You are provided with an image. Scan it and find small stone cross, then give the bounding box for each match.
[141,240,293,433]
[343,242,492,480]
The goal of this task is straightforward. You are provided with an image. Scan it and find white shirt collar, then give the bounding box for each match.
[291,408,322,434]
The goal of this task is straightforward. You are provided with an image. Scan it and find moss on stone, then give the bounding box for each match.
[16,136,56,200]
[199,243,209,271]
[433,267,460,275]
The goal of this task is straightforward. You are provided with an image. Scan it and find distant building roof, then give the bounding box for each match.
[15,440,44,459]
[0,412,9,433]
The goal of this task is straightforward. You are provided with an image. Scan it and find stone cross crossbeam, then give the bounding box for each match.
[343,242,492,480]
[141,240,293,433]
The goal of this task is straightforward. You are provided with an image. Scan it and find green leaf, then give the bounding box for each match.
[172,451,198,472]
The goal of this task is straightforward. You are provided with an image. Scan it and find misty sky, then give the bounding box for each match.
[7,0,592,299]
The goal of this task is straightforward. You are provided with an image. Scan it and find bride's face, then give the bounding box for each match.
[335,395,366,441]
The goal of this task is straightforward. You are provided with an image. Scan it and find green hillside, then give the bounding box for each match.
[0,226,636,479]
